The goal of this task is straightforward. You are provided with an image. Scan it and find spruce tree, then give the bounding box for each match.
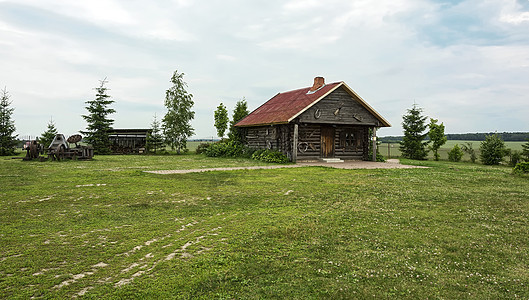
[399,104,429,160]
[522,139,529,162]
[214,102,228,139]
[146,114,165,154]
[162,70,195,154]
[39,118,58,149]
[0,87,18,156]
[480,134,507,165]
[228,98,249,144]
[82,78,115,155]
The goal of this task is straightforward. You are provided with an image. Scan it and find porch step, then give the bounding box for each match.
[320,158,344,163]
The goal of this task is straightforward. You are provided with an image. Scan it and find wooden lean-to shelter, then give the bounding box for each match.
[108,129,151,154]
[235,77,391,162]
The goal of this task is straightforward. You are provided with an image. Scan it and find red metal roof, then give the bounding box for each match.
[235,82,342,127]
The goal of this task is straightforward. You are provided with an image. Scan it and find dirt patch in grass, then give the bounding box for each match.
[145,159,426,174]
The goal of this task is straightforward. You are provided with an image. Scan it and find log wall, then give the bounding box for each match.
[246,124,370,161]
[296,124,321,160]
[295,124,369,161]
[246,125,293,158]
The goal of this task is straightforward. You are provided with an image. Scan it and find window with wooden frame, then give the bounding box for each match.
[340,129,355,149]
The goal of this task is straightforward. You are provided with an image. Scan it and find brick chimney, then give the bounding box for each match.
[309,77,325,92]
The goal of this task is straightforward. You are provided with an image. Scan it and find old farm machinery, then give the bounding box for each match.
[47,134,94,160]
[22,140,44,161]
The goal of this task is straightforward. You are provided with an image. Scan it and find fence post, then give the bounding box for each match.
[372,127,377,162]
[292,124,298,162]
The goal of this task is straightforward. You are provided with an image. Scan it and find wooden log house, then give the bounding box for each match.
[235,77,391,162]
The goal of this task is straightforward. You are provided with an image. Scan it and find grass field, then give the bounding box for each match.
[380,141,526,161]
[1,153,528,298]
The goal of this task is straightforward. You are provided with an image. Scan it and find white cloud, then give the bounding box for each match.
[17,0,135,26]
[499,0,529,24]
[500,11,529,24]
[283,0,323,11]
[1,0,528,138]
[6,0,196,42]
[216,54,237,61]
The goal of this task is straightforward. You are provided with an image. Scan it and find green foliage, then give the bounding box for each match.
[428,118,447,161]
[195,142,212,154]
[461,142,477,163]
[369,150,386,162]
[214,103,229,138]
[448,144,464,162]
[506,149,523,167]
[203,140,289,163]
[522,140,529,162]
[399,104,429,160]
[204,140,251,158]
[381,132,529,143]
[228,98,249,143]
[513,161,529,175]
[81,78,115,155]
[162,70,195,154]
[0,87,17,156]
[146,114,165,154]
[480,134,507,165]
[39,119,58,149]
[251,149,290,164]
[445,132,529,142]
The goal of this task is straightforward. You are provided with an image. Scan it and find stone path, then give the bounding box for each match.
[144,159,427,175]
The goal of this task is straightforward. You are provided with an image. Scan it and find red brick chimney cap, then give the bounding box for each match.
[308,76,325,94]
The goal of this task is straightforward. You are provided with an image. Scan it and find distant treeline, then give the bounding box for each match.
[380,132,529,143]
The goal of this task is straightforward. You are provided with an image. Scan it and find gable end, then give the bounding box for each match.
[297,86,382,125]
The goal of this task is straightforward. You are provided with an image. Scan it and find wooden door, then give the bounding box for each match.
[320,126,335,158]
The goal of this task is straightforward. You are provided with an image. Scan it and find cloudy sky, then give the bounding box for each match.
[1,0,528,139]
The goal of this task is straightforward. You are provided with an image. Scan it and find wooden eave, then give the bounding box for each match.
[235,121,289,127]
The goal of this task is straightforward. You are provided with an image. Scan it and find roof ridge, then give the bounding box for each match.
[278,81,341,94]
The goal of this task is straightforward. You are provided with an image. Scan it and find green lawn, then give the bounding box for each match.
[1,154,528,299]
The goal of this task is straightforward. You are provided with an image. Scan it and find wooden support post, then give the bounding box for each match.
[293,124,299,162]
[372,127,377,162]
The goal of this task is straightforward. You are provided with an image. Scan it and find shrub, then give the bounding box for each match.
[522,139,529,162]
[480,134,507,165]
[203,140,288,163]
[251,149,289,164]
[507,149,523,167]
[204,140,251,158]
[251,149,266,160]
[367,149,386,162]
[461,142,477,163]
[448,144,464,162]
[157,149,170,155]
[375,152,386,162]
[195,142,211,154]
[513,162,529,175]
